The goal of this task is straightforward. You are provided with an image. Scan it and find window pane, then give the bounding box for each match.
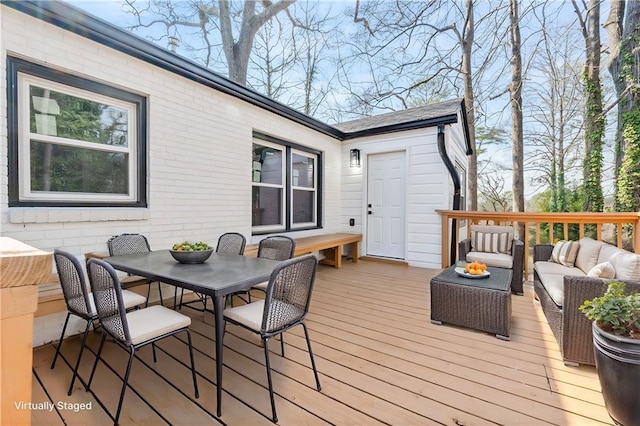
[292,154,314,188]
[30,141,128,194]
[252,143,282,184]
[30,85,129,146]
[252,186,282,226]
[293,190,314,223]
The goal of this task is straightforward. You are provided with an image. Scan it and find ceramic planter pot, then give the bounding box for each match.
[592,323,640,426]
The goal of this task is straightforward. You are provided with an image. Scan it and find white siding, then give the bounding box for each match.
[342,124,469,268]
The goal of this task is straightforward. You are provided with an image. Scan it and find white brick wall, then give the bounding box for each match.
[1,7,342,345]
[1,7,343,253]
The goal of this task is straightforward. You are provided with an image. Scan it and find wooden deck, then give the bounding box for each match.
[32,260,613,425]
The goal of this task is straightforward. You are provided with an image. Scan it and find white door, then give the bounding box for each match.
[366,151,406,259]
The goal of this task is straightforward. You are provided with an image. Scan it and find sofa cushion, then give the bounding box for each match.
[472,231,510,254]
[550,240,580,267]
[597,244,623,265]
[575,237,606,272]
[587,261,616,279]
[609,251,640,281]
[534,261,586,307]
[466,251,513,269]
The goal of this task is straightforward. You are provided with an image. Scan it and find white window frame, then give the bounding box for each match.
[251,140,286,233]
[18,73,138,203]
[290,149,317,229]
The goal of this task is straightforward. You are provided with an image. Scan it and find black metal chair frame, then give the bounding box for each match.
[107,233,163,307]
[50,249,98,396]
[86,259,199,426]
[223,254,321,423]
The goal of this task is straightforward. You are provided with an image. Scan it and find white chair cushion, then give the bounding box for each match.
[87,289,146,317]
[126,305,191,345]
[466,251,513,269]
[224,300,265,331]
[550,240,580,267]
[587,261,616,279]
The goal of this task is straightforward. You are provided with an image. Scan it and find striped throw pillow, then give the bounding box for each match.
[472,231,510,254]
[550,240,580,267]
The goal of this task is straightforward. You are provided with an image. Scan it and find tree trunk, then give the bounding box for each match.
[609,1,640,213]
[218,0,295,85]
[575,0,605,212]
[605,0,626,175]
[509,0,524,221]
[462,0,477,211]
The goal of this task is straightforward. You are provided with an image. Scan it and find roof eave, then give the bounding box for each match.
[341,114,460,140]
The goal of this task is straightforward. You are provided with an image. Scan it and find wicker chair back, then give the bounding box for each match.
[257,235,296,261]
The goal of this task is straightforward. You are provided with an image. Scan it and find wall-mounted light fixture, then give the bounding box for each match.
[350,148,361,168]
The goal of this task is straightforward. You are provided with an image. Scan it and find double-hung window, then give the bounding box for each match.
[252,133,321,234]
[7,57,147,207]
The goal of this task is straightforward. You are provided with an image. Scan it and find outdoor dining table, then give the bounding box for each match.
[104,249,280,417]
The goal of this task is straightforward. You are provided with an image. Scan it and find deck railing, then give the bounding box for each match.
[437,210,640,277]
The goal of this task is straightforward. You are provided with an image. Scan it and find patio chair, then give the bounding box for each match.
[246,235,296,302]
[50,249,146,396]
[458,224,525,295]
[177,232,246,310]
[85,259,199,425]
[223,254,321,423]
[107,233,163,306]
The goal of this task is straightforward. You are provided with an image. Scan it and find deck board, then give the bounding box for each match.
[33,259,613,425]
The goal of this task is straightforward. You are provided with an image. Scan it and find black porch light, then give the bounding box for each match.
[350,149,361,168]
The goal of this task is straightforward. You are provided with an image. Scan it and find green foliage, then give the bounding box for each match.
[582,75,605,212]
[615,108,640,213]
[580,282,640,338]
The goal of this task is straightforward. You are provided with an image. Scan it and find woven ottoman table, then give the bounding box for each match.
[430,266,512,340]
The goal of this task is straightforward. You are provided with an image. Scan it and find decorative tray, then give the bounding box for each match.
[454,267,491,279]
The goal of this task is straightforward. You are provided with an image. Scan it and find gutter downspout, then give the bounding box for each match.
[437,124,462,265]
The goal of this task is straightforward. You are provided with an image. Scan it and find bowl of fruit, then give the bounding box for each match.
[170,241,213,264]
[455,261,490,279]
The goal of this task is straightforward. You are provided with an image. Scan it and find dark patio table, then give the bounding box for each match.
[105,249,279,417]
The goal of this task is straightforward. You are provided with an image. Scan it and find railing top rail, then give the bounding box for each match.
[436,210,640,221]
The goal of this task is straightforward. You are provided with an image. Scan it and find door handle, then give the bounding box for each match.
[368,211,373,215]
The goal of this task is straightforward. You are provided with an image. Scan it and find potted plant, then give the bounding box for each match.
[580,281,640,426]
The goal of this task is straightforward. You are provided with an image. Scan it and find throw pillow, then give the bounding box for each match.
[550,240,580,267]
[587,261,616,279]
[472,231,510,254]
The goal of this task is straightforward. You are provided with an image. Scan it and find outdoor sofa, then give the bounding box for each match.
[533,237,640,366]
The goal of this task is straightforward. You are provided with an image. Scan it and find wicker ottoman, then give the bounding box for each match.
[430,266,512,340]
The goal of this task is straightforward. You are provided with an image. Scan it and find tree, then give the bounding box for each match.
[124,0,295,85]
[572,0,605,212]
[509,0,524,239]
[605,0,640,214]
[526,7,584,213]
[345,0,509,210]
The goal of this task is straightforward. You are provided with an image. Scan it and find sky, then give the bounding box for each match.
[66,0,618,202]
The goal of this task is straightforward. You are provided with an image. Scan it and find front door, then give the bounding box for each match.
[366,151,406,259]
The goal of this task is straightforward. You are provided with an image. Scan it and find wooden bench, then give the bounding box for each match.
[245,233,362,268]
